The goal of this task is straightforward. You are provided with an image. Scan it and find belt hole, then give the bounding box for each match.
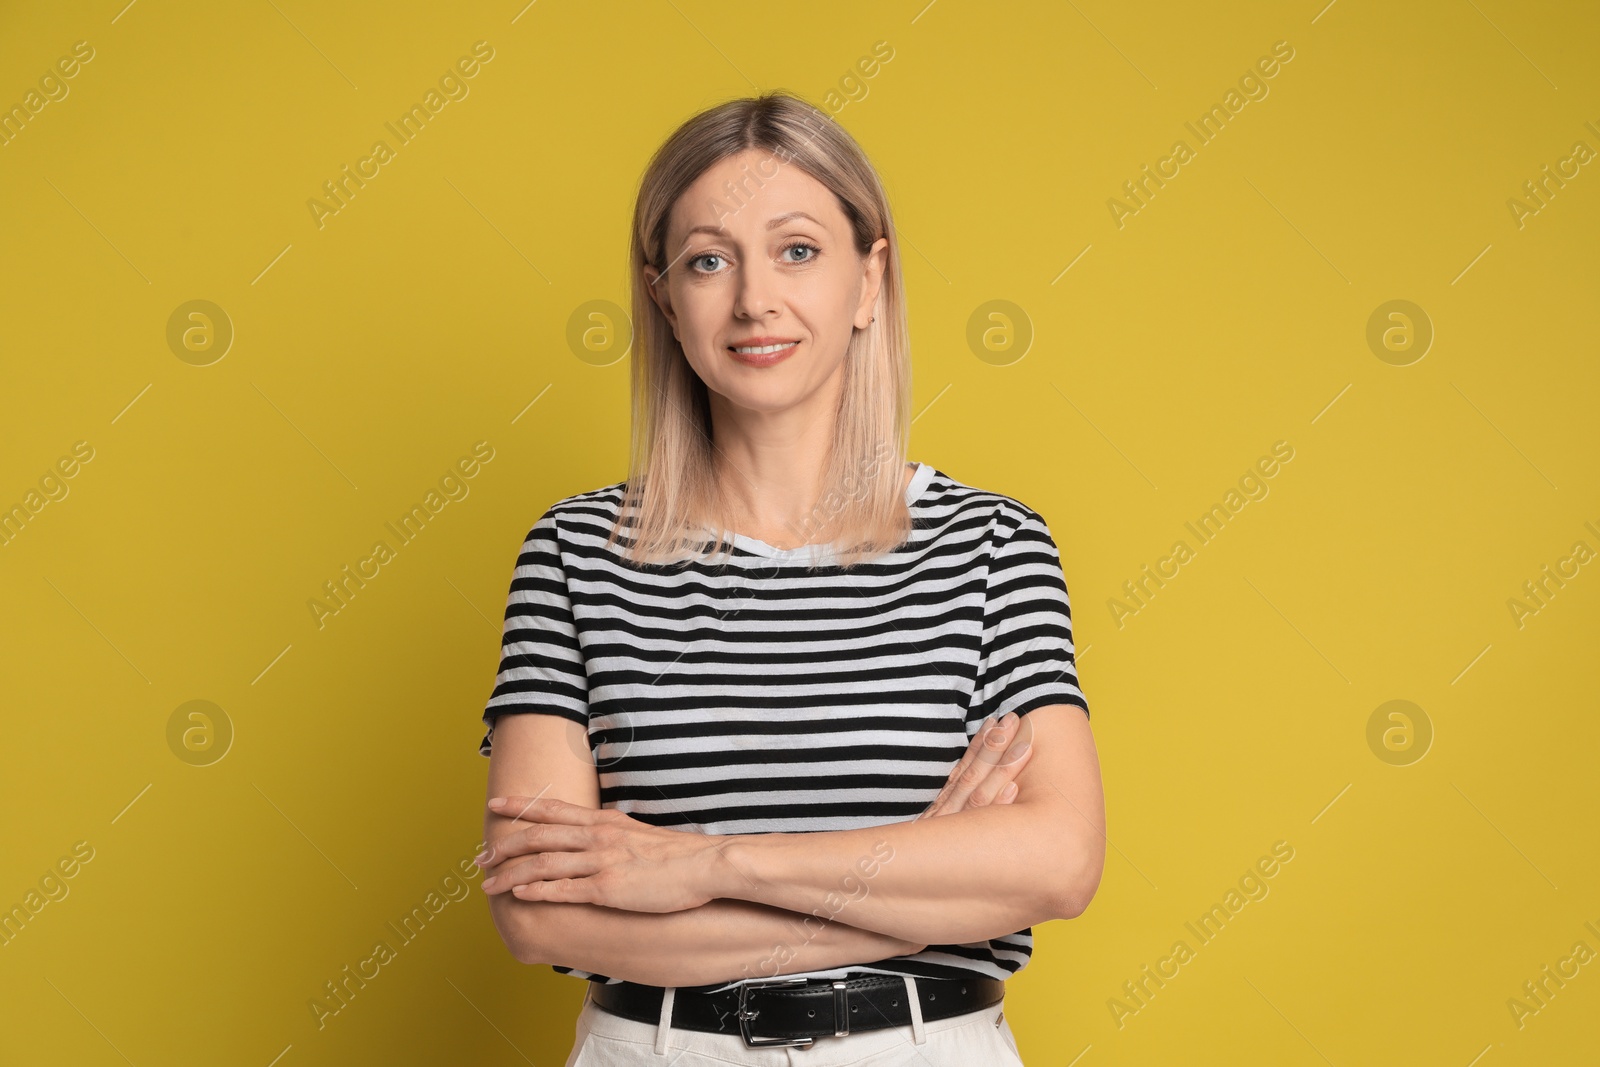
[891,999,899,1007]
[807,1009,815,1017]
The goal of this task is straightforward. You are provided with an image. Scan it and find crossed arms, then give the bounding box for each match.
[479,706,1105,989]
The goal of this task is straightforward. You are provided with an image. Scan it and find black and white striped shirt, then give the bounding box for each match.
[479,461,1090,992]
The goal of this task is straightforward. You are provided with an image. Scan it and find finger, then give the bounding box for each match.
[510,876,597,904]
[475,823,591,868]
[965,739,1033,807]
[487,795,606,824]
[993,713,1035,770]
[940,722,1011,813]
[935,714,1016,809]
[922,714,1022,819]
[969,720,1035,807]
[481,850,599,894]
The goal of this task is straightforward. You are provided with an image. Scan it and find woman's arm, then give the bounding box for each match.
[498,896,924,988]
[710,705,1105,946]
[489,704,1105,948]
[483,711,923,985]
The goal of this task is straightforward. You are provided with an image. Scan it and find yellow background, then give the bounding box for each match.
[2,0,1597,1063]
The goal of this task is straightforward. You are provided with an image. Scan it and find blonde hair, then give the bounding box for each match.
[606,90,914,571]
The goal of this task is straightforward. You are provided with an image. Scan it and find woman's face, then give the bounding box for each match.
[644,148,888,417]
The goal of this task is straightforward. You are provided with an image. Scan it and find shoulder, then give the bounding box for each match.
[523,477,629,535]
[919,466,1050,541]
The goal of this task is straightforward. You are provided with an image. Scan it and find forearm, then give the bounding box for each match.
[713,804,1087,946]
[492,894,922,988]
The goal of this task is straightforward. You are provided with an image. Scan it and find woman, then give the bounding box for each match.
[475,91,1105,1065]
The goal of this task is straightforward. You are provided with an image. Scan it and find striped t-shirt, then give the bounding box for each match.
[479,461,1090,993]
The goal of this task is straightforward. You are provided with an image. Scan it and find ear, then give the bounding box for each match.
[853,236,889,330]
[642,263,679,339]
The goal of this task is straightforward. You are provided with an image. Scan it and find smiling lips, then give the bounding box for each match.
[728,337,799,367]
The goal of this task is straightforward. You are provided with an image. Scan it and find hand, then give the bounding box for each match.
[916,711,1034,820]
[476,796,732,913]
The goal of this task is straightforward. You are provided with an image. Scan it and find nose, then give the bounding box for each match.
[732,259,780,320]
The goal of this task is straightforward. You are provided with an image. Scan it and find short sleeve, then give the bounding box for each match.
[966,505,1090,735]
[478,507,589,756]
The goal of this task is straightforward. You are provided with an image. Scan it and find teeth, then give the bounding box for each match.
[733,343,796,354]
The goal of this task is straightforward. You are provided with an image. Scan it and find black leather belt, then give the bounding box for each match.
[589,972,1005,1049]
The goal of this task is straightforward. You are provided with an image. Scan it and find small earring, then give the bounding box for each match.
[870,315,876,323]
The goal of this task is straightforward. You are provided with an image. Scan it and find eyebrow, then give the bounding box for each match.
[683,211,824,239]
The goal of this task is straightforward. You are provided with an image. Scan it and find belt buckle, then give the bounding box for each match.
[736,976,816,1048]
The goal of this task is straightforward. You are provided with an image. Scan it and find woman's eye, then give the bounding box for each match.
[688,243,816,274]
